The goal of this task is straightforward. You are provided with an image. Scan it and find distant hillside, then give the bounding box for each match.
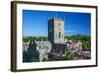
[23,35,91,51]
[65,34,90,41]
[23,36,48,42]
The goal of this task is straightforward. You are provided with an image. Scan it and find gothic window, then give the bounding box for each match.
[58,23,61,27]
[59,32,61,38]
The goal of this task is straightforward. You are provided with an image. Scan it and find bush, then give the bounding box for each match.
[65,49,80,60]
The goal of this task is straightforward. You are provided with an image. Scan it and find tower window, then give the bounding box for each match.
[59,32,61,38]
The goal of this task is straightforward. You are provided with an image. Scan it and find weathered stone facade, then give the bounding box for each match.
[48,18,64,44]
[48,18,66,55]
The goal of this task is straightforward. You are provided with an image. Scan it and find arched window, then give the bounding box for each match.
[59,32,61,38]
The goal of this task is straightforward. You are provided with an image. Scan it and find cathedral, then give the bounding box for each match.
[23,17,84,62]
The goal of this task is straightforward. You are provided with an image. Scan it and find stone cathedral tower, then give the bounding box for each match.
[48,18,64,44]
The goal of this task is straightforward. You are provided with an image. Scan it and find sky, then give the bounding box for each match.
[23,10,91,37]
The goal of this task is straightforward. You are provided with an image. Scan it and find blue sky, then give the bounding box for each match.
[23,10,91,37]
